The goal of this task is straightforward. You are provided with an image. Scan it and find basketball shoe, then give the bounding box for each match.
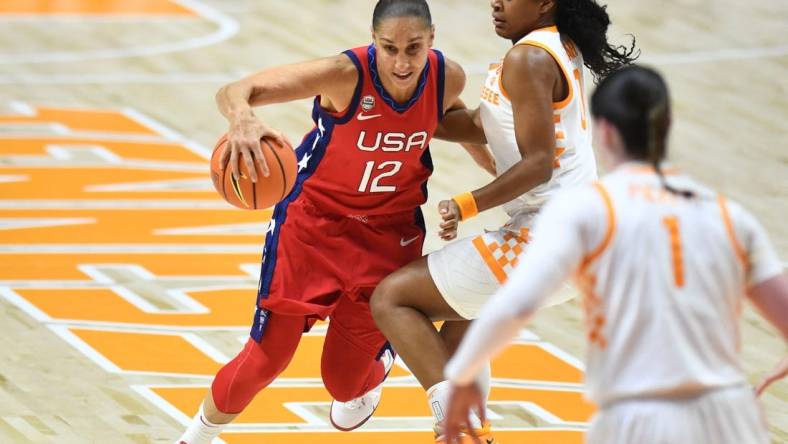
[329,348,395,431]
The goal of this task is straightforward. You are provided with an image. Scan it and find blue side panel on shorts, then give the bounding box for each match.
[249,307,271,342]
[255,49,364,309]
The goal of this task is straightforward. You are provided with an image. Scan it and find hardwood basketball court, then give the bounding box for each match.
[0,1,785,443]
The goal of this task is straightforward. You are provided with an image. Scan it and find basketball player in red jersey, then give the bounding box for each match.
[175,1,494,443]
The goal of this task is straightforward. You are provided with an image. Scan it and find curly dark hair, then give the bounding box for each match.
[556,0,639,81]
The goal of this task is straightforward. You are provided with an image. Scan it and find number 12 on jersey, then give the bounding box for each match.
[358,161,402,193]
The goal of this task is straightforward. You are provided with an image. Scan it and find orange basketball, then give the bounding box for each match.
[210,134,298,210]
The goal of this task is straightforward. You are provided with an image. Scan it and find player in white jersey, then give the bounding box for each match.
[442,65,788,444]
[370,0,637,441]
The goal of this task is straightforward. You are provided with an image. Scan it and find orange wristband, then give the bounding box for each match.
[452,192,478,221]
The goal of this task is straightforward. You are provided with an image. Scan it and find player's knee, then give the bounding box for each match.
[370,274,403,322]
[323,375,361,402]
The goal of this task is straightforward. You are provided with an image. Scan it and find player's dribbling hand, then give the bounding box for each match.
[438,199,460,241]
[222,110,292,182]
[444,382,485,444]
[755,356,788,397]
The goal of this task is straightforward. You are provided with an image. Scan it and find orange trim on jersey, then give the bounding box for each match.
[580,182,616,271]
[717,195,750,272]
[556,131,565,140]
[497,68,510,101]
[516,40,574,110]
[534,25,559,34]
[553,115,561,124]
[472,236,507,284]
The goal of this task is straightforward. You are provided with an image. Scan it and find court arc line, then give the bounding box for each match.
[1,43,784,84]
[0,0,240,65]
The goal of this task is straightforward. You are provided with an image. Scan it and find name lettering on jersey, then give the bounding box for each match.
[628,184,678,204]
[563,41,579,60]
[481,86,500,105]
[356,130,428,152]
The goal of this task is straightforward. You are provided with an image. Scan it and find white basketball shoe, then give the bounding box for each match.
[329,348,395,431]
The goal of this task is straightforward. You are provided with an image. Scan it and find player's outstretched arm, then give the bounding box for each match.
[215,55,358,181]
[748,274,788,396]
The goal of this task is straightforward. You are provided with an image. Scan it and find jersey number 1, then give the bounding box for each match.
[358,161,402,193]
[662,215,685,287]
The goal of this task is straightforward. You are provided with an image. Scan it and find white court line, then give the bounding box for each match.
[47,325,122,373]
[0,0,239,65]
[0,44,785,83]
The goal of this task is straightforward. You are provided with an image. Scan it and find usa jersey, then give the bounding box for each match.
[295,45,444,216]
[479,25,596,227]
[255,45,444,310]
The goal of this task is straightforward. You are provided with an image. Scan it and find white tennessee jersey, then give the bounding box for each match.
[575,166,783,406]
[445,163,783,407]
[479,25,597,225]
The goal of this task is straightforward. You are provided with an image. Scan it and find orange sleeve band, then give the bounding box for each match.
[453,192,479,221]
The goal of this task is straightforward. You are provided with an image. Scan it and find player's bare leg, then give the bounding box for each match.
[371,257,494,442]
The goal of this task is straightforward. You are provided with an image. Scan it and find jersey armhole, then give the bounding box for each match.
[717,195,751,272]
[513,40,573,110]
[434,49,446,121]
[579,182,616,272]
[314,50,364,124]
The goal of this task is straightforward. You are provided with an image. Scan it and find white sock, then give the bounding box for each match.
[176,403,226,444]
[427,380,483,431]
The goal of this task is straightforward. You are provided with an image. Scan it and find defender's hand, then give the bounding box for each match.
[444,382,485,444]
[438,199,460,241]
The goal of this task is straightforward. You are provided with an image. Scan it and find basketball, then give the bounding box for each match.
[210,133,298,210]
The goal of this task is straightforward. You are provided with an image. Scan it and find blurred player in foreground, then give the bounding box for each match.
[443,65,788,444]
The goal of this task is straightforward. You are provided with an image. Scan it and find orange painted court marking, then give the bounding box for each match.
[19,289,253,327]
[153,385,591,424]
[221,431,584,444]
[0,254,258,280]
[72,329,222,374]
[0,209,271,244]
[0,169,215,200]
[0,107,159,134]
[0,139,207,162]
[68,330,408,379]
[492,343,583,383]
[0,1,196,16]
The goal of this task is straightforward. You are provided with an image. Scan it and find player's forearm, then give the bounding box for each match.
[216,81,255,123]
[749,274,788,341]
[445,303,523,385]
[435,108,487,144]
[470,150,552,213]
